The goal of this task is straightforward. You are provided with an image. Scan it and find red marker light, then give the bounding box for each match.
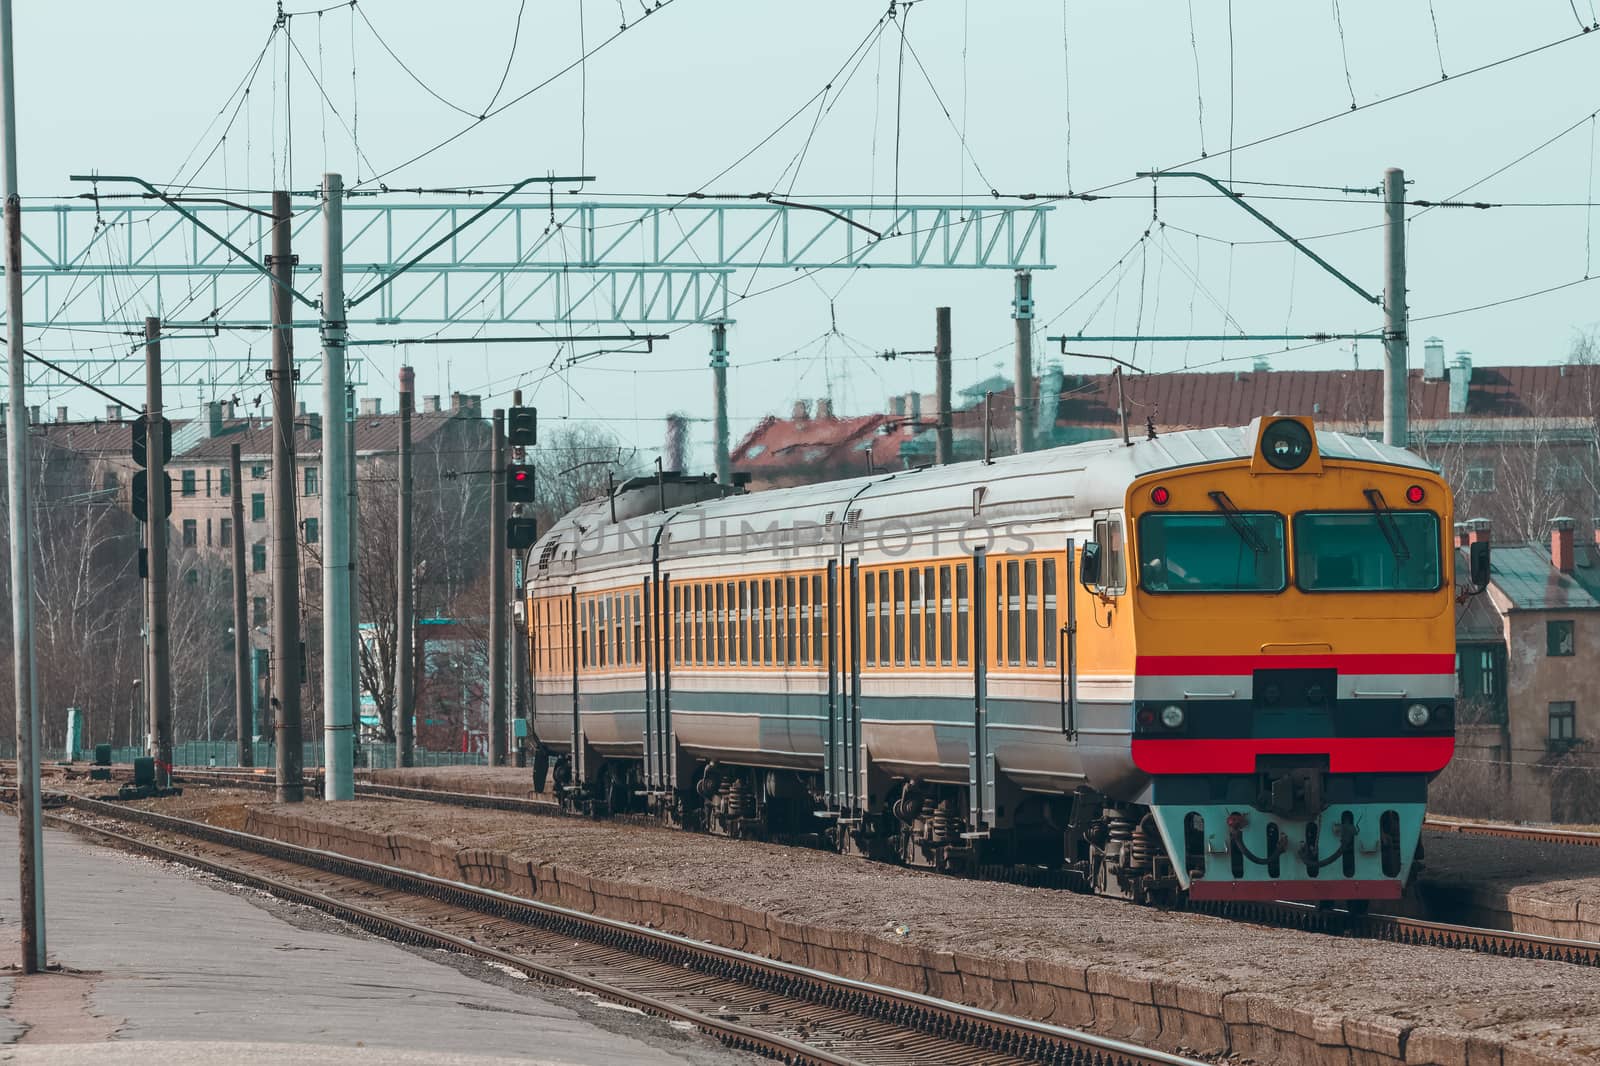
[1405,484,1425,504]
[1149,486,1170,506]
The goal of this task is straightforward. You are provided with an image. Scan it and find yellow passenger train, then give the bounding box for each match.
[525,417,1476,904]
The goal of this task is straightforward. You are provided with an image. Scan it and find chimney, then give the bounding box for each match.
[450,391,464,414]
[1423,336,1446,381]
[297,400,308,418]
[889,395,906,418]
[422,395,441,414]
[791,400,810,422]
[360,397,382,417]
[308,412,322,440]
[55,405,67,424]
[909,391,923,425]
[815,397,835,421]
[207,400,224,438]
[1467,518,1491,546]
[1448,352,1472,415]
[224,400,236,419]
[28,404,40,424]
[1454,522,1470,550]
[107,404,121,422]
[1552,516,1576,574]
[665,413,688,472]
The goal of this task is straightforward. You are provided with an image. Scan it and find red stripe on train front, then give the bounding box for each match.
[1136,653,1455,676]
[1131,736,1455,774]
[1187,879,1403,902]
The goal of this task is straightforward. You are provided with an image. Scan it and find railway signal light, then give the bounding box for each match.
[507,464,535,503]
[131,416,173,467]
[507,516,538,550]
[507,406,537,446]
[131,470,172,523]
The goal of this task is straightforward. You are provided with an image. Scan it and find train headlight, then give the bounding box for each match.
[1260,418,1314,470]
[1160,704,1186,730]
[1406,703,1431,728]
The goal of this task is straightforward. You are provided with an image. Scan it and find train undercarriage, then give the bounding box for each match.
[535,746,1198,907]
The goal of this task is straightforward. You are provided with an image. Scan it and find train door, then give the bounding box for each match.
[969,547,994,832]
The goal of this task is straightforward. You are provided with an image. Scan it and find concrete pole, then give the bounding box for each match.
[320,173,353,801]
[1382,167,1408,448]
[1012,271,1035,454]
[396,366,415,767]
[0,0,44,973]
[144,318,173,788]
[710,322,730,487]
[935,307,953,465]
[230,443,251,766]
[268,189,304,803]
[347,382,360,765]
[489,409,508,765]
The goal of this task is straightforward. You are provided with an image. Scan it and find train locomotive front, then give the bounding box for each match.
[525,417,1463,905]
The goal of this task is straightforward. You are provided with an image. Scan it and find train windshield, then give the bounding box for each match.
[1136,513,1287,593]
[1293,512,1441,591]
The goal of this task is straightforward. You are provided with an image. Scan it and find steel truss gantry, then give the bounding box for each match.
[10,198,1052,330]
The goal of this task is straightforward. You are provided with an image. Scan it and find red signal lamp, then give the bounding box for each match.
[1149,485,1170,506]
[1405,484,1426,504]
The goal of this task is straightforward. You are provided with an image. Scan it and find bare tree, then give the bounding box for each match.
[530,424,644,533]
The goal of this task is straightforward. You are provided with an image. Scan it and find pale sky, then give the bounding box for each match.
[9,0,1600,467]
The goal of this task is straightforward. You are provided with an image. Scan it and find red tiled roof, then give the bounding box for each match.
[730,411,890,472]
[170,411,472,461]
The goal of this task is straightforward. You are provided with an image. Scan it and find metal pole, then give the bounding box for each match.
[1382,167,1408,448]
[710,322,730,486]
[230,443,251,766]
[144,318,173,787]
[347,382,360,766]
[1,0,43,972]
[983,391,993,464]
[268,189,304,803]
[396,366,415,767]
[1116,367,1130,446]
[320,173,353,801]
[1012,271,1034,454]
[935,307,953,465]
[489,409,508,765]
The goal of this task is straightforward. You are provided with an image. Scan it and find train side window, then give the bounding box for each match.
[768,576,780,659]
[1007,560,1023,667]
[739,581,750,665]
[724,582,736,665]
[939,566,953,665]
[633,593,643,666]
[993,562,1005,671]
[864,571,877,667]
[956,564,970,666]
[582,598,593,669]
[614,595,625,667]
[908,568,922,666]
[923,567,936,668]
[798,576,811,664]
[761,580,773,665]
[893,570,906,666]
[785,577,798,665]
[710,583,722,665]
[812,574,824,664]
[671,587,681,666]
[1024,560,1039,666]
[877,571,891,667]
[1043,560,1058,667]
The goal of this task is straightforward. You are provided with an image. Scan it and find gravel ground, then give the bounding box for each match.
[81,769,1600,1062]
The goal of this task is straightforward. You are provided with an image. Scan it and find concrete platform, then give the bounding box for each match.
[0,817,748,1064]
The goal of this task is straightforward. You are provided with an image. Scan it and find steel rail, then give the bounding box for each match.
[1423,816,1600,848]
[48,792,1201,1066]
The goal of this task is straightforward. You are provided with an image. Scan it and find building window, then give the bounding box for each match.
[1479,648,1498,697]
[103,471,117,492]
[253,596,267,626]
[181,519,197,547]
[251,493,266,521]
[1463,467,1495,493]
[184,568,199,585]
[1550,701,1577,742]
[251,463,266,479]
[205,469,212,497]
[1548,620,1575,657]
[304,466,318,496]
[181,469,196,496]
[220,517,232,545]
[304,517,319,544]
[252,542,267,573]
[220,468,231,497]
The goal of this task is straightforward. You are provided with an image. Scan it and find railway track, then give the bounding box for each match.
[43,792,1197,1066]
[1422,815,1600,848]
[165,767,1600,969]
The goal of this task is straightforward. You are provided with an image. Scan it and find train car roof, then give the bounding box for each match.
[529,423,1433,579]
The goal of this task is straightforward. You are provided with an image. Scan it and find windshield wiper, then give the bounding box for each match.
[1208,491,1268,555]
[1362,488,1410,564]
